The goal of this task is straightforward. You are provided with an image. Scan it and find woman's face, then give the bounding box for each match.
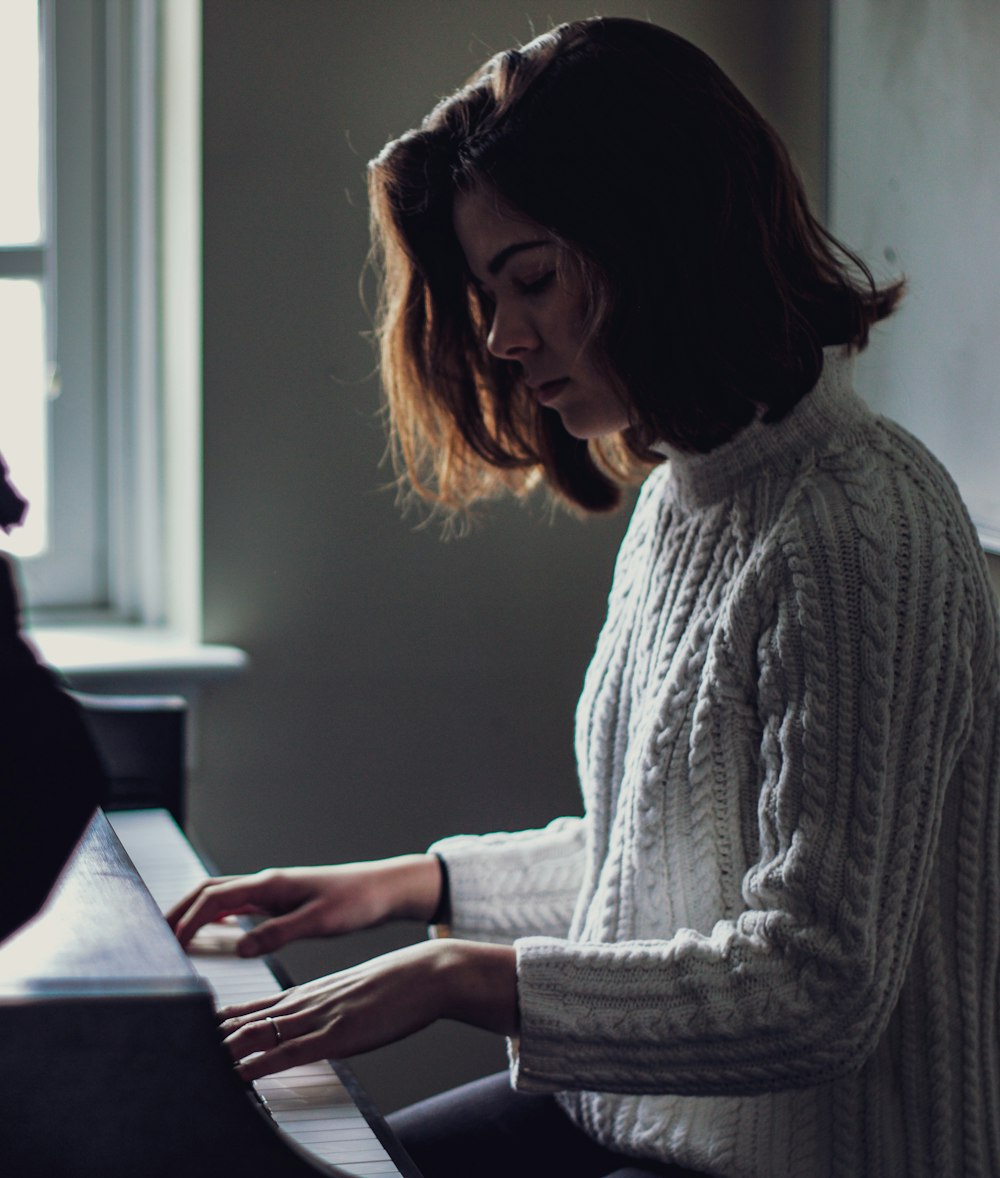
[452,187,630,440]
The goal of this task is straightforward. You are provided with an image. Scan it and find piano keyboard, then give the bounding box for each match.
[108,808,414,1178]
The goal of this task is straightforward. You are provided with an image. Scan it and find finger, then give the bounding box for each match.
[235,900,324,958]
[217,978,312,1026]
[166,877,237,930]
[173,880,272,948]
[222,1007,315,1060]
[217,992,284,1024]
[222,1013,290,1059]
[233,1028,328,1083]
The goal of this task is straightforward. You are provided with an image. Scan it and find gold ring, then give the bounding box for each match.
[266,1016,283,1047]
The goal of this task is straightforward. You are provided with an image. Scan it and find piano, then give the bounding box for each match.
[0,807,422,1177]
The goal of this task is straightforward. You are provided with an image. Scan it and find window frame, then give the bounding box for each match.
[9,0,167,623]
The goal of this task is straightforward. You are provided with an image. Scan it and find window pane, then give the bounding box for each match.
[0,279,48,558]
[0,0,42,246]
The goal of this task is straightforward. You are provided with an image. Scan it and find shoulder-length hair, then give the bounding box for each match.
[367,17,903,514]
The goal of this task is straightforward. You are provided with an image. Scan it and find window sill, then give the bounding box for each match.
[28,624,247,696]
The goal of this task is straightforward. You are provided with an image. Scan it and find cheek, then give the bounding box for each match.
[548,288,592,357]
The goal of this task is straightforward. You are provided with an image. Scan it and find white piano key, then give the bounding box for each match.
[268,1107,366,1123]
[338,1164,403,1176]
[284,1125,381,1142]
[292,1134,390,1155]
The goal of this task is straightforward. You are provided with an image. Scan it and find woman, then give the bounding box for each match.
[169,18,1000,1177]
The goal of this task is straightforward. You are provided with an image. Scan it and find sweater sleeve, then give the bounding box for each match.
[428,816,586,943]
[511,462,987,1095]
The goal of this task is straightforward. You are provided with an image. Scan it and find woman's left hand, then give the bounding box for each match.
[219,939,518,1081]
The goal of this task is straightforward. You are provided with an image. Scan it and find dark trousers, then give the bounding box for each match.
[388,1072,708,1178]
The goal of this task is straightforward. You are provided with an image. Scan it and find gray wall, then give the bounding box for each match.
[829,0,1000,548]
[195,0,830,1114]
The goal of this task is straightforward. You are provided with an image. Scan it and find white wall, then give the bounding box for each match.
[195,0,830,1114]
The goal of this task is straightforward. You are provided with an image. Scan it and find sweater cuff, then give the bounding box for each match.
[427,817,586,944]
[427,852,452,939]
[509,936,573,1091]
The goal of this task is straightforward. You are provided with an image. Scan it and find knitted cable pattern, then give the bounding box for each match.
[429,349,1000,1177]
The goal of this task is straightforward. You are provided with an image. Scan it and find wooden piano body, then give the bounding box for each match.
[0,808,421,1177]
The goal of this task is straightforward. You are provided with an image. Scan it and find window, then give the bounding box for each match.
[0,0,49,563]
[1,0,199,626]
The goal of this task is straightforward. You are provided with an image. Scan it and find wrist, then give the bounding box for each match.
[430,939,519,1036]
[379,853,443,923]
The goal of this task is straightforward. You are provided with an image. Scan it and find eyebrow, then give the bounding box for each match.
[486,239,551,276]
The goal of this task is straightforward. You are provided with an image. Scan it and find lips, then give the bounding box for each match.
[528,377,570,405]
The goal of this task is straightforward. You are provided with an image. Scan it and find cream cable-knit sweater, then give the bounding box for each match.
[429,348,1000,1178]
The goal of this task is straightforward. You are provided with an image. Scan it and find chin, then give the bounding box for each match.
[551,383,630,440]
[557,412,629,441]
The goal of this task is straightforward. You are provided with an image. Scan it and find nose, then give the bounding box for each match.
[486,301,539,360]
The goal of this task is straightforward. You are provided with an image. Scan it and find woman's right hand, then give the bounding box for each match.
[166,853,443,958]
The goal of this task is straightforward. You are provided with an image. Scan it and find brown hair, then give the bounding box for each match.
[367,17,903,514]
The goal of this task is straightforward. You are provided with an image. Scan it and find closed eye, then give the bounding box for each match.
[518,271,555,296]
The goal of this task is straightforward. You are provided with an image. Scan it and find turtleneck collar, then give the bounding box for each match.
[649,346,867,508]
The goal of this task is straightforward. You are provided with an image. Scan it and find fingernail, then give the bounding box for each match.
[237,935,258,957]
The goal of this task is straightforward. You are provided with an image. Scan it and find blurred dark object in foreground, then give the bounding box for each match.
[0,553,107,942]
